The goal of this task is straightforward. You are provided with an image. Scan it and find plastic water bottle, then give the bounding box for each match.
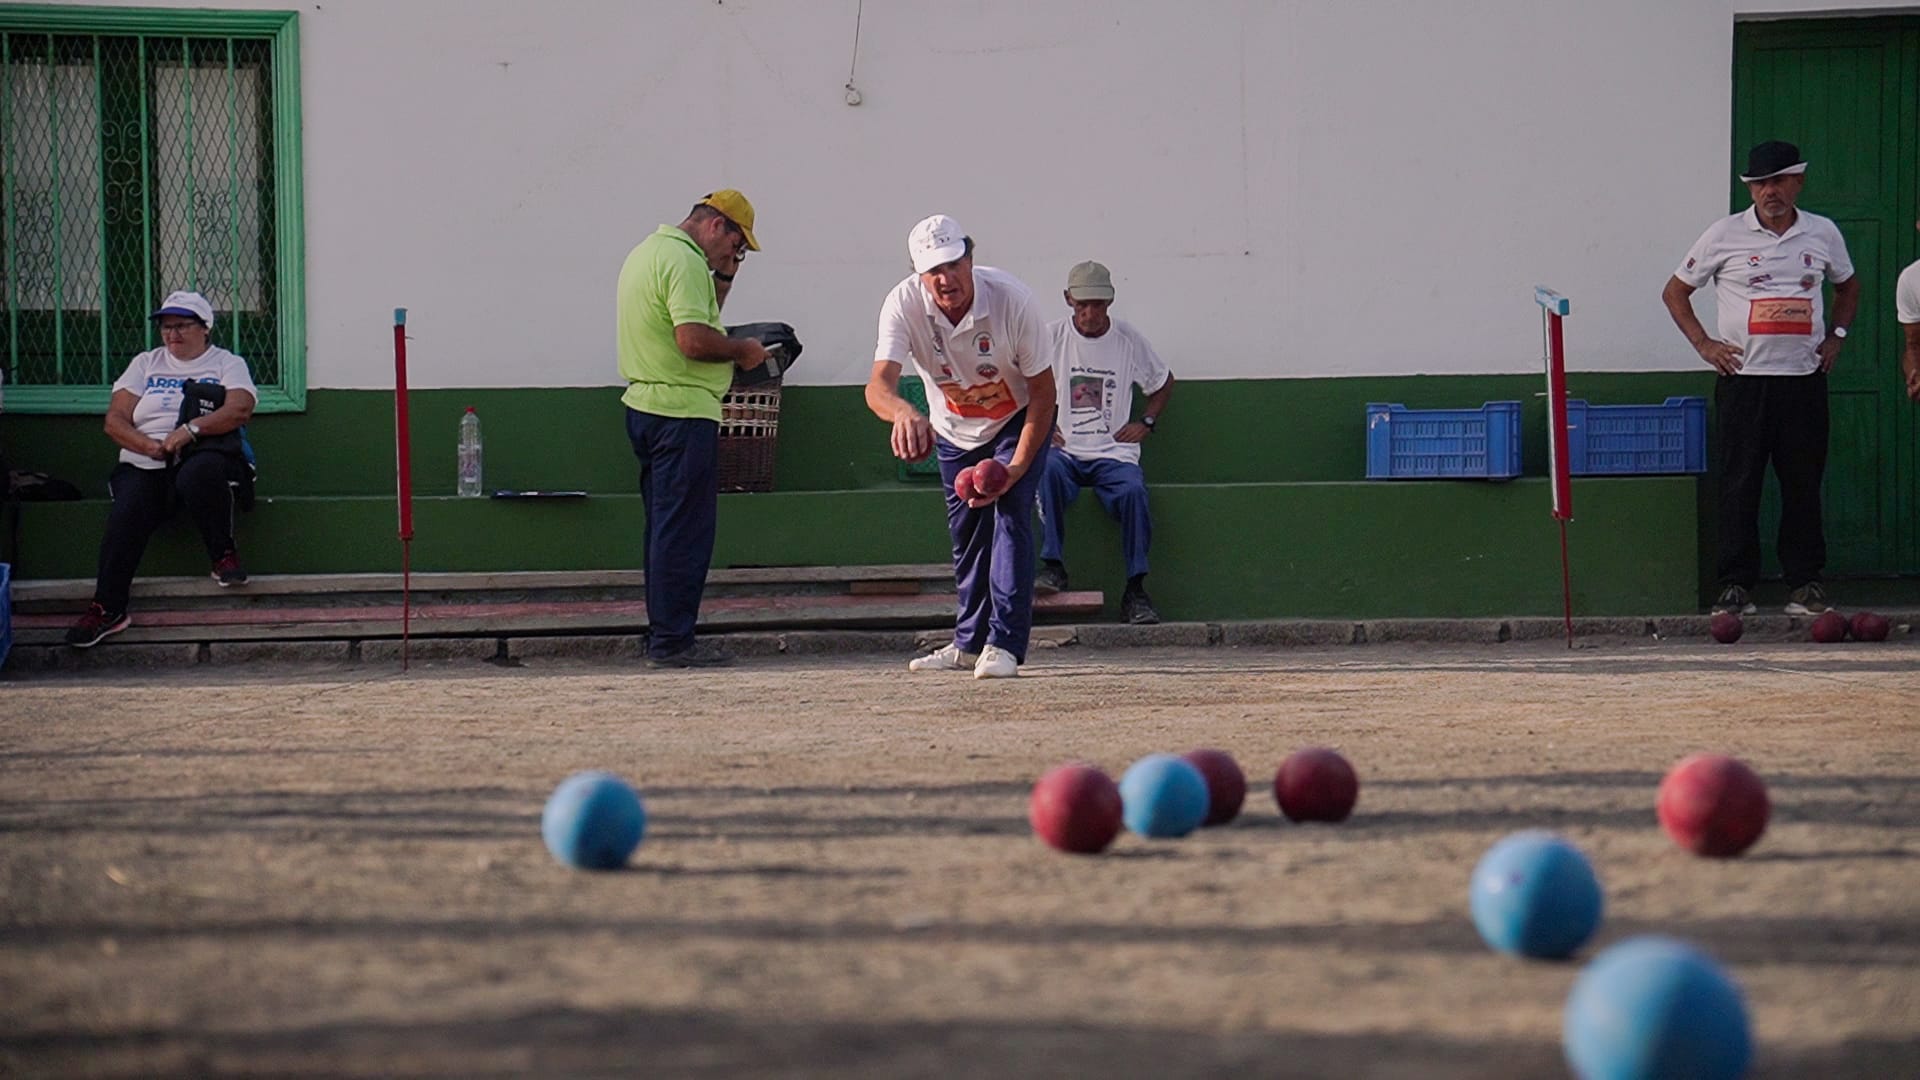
[457,407,484,497]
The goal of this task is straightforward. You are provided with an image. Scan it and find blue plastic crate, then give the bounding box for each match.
[1365,401,1522,479]
[1565,397,1706,475]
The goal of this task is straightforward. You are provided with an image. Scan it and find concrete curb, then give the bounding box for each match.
[5,612,1913,675]
[1218,621,1358,648]
[207,641,357,665]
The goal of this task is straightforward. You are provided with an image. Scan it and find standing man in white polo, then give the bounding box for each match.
[866,215,1056,679]
[1036,260,1174,625]
[1898,217,1920,403]
[1662,141,1860,618]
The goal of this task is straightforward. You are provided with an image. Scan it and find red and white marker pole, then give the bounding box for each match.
[393,308,414,671]
[1535,286,1575,649]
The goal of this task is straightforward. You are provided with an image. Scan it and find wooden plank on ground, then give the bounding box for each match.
[11,564,958,603]
[847,581,927,596]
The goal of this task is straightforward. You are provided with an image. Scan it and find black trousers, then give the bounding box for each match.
[625,407,720,659]
[93,454,245,612]
[1715,371,1827,590]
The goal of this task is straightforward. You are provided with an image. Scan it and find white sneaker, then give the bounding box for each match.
[973,644,1018,679]
[909,643,979,672]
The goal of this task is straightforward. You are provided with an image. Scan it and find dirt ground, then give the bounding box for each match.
[1,639,1916,1079]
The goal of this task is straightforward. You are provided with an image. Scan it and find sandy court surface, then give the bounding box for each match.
[1,640,1916,1078]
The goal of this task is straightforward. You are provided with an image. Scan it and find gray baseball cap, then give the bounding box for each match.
[1065,260,1115,301]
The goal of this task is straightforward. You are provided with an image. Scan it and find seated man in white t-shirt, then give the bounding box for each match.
[1035,261,1174,626]
[1899,218,1920,403]
[64,291,258,648]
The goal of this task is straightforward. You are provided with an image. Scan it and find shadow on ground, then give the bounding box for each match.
[2,1002,1910,1080]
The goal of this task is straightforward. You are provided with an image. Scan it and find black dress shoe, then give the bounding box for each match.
[1120,588,1160,625]
[1035,562,1069,596]
[646,641,733,668]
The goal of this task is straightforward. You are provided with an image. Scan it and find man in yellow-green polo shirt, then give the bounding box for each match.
[617,190,770,668]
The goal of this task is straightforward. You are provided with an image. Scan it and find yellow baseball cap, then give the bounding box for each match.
[698,189,760,251]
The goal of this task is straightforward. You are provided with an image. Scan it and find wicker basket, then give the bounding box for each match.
[718,383,781,492]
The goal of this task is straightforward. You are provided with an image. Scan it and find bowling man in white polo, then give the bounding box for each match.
[866,215,1057,679]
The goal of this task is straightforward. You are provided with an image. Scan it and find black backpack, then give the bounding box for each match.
[176,379,257,511]
[725,322,804,387]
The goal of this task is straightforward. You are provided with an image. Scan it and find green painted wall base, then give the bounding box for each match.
[1,375,1717,497]
[3,375,1775,614]
[6,478,1698,619]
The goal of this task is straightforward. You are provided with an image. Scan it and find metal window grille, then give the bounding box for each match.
[0,8,303,413]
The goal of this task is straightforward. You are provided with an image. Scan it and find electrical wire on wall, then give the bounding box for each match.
[844,0,864,105]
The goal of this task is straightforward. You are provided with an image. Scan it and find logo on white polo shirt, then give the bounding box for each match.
[977,363,1000,380]
[1799,274,1817,290]
[975,332,992,355]
[1803,252,1815,268]
[1749,274,1772,287]
[1747,254,1763,267]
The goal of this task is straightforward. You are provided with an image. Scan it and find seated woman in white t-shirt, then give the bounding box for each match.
[64,290,258,648]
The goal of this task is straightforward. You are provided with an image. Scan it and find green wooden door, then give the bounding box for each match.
[1734,18,1920,579]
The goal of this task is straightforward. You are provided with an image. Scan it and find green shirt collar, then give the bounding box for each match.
[655,224,705,255]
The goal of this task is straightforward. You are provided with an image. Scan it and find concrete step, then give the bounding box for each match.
[10,589,1109,645]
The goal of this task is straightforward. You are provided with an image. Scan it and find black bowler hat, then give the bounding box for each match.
[1740,141,1808,182]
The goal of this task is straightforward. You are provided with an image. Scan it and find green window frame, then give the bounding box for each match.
[0,5,304,413]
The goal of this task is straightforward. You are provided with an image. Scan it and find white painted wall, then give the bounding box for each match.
[56,0,1918,387]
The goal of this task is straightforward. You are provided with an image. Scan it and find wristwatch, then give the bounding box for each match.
[186,421,202,440]
[1831,326,1848,339]
[1142,415,1158,432]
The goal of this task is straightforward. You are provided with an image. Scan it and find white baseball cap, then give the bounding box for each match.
[150,290,215,328]
[908,214,969,274]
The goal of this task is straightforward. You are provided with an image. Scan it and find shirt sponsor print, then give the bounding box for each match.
[1749,297,1813,336]
[939,378,1016,419]
[932,341,1016,420]
[144,375,223,392]
[924,314,950,358]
